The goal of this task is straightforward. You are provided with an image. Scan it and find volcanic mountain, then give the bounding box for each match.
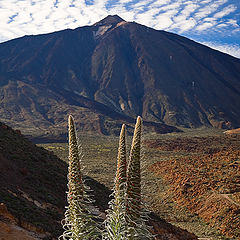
[0,15,240,138]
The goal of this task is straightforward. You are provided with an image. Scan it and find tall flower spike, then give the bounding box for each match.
[126,116,142,226]
[68,115,84,197]
[103,124,127,240]
[59,115,101,240]
[115,124,127,194]
[126,116,154,239]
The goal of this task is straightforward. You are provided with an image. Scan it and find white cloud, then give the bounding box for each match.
[154,14,174,29]
[0,0,239,59]
[213,4,236,18]
[151,0,172,7]
[227,19,239,27]
[203,17,216,22]
[180,3,199,17]
[158,1,182,12]
[194,0,228,19]
[135,8,160,25]
[171,18,197,32]
[170,3,199,32]
[217,23,228,28]
[200,0,212,4]
[196,21,216,31]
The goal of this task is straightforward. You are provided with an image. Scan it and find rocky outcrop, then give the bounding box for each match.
[224,128,240,135]
[0,203,49,240]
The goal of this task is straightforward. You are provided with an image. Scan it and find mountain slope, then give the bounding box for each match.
[0,121,112,238]
[0,15,240,137]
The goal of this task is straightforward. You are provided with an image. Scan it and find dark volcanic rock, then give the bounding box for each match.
[0,15,240,136]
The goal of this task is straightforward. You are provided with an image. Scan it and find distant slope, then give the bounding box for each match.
[0,15,240,136]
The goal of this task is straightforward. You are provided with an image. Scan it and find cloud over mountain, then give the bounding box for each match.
[0,0,239,57]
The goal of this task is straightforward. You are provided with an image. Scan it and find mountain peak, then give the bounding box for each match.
[94,15,125,26]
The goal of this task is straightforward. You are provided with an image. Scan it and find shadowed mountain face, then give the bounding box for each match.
[0,15,240,137]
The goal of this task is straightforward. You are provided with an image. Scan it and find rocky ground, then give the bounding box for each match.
[146,133,240,239]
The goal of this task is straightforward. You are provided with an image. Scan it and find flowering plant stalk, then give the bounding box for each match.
[60,116,154,240]
[126,117,154,239]
[59,115,101,240]
[103,124,127,240]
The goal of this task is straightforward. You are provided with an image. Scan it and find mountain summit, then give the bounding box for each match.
[0,16,240,138]
[94,15,125,26]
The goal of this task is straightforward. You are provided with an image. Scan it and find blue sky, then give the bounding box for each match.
[0,0,239,58]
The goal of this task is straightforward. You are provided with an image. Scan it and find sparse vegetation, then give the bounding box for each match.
[147,134,240,239]
[41,127,239,240]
